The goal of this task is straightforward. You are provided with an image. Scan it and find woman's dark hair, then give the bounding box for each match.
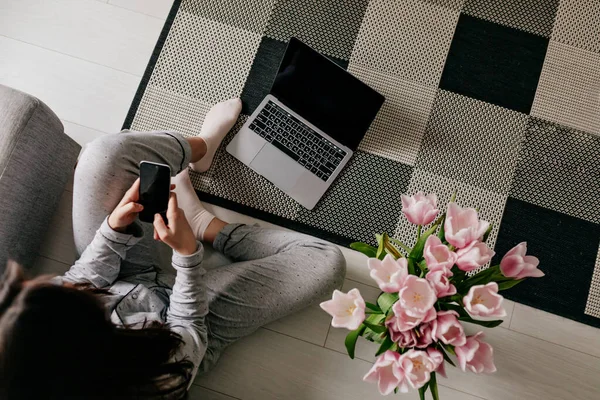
[0,262,193,400]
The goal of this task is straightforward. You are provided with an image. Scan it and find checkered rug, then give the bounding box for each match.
[124,0,600,328]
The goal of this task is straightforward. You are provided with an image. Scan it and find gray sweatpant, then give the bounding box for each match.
[73,130,346,372]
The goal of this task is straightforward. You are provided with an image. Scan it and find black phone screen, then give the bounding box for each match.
[139,162,171,223]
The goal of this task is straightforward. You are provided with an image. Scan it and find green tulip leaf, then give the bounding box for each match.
[430,372,440,400]
[497,278,525,291]
[344,324,366,359]
[363,321,387,334]
[377,292,399,314]
[349,242,377,258]
[458,316,503,328]
[375,334,395,356]
[365,302,382,313]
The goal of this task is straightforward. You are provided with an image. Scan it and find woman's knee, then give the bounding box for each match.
[312,244,346,292]
[79,133,136,168]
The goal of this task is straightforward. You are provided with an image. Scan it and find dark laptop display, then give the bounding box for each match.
[271,38,385,151]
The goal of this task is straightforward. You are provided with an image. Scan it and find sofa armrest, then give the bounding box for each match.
[0,84,81,271]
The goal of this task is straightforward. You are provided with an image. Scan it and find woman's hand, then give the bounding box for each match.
[153,193,198,255]
[108,178,144,233]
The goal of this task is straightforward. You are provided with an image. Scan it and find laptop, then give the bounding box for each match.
[227,37,385,210]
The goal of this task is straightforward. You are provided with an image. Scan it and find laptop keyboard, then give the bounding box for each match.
[248,101,347,182]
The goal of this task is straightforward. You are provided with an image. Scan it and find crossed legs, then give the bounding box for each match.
[72,98,346,375]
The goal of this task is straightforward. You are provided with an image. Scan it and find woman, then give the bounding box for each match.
[0,99,346,399]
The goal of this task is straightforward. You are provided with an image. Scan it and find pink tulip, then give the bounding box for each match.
[500,242,544,279]
[320,288,365,330]
[415,322,434,348]
[399,275,437,318]
[455,241,495,272]
[401,192,439,226]
[432,310,466,347]
[455,332,496,374]
[399,349,436,389]
[368,254,409,293]
[423,235,458,272]
[463,282,506,319]
[363,351,409,395]
[426,269,457,298]
[427,348,447,378]
[387,304,436,333]
[444,203,490,249]
[388,328,417,348]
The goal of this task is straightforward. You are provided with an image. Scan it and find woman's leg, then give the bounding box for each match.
[72,130,195,277]
[199,224,346,373]
[72,99,242,278]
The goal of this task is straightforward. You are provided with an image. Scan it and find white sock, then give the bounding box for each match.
[171,168,215,241]
[190,98,242,173]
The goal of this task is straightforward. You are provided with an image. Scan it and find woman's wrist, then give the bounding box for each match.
[107,214,127,233]
[175,241,199,256]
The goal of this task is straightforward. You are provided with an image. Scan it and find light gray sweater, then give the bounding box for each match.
[53,217,208,387]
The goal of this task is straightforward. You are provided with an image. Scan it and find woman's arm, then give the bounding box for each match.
[166,245,208,386]
[56,179,145,288]
[57,217,144,287]
[153,193,208,387]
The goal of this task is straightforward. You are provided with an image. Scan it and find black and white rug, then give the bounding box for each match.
[123,0,600,328]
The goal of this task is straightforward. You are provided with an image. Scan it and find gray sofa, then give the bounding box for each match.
[0,84,81,272]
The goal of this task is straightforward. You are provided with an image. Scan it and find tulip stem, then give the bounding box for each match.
[416,225,422,240]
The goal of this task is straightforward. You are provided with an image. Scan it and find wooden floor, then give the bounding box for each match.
[1,1,599,399]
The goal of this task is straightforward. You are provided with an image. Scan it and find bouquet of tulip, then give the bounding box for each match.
[320,192,544,399]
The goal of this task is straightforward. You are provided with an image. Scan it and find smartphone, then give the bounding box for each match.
[139,161,171,223]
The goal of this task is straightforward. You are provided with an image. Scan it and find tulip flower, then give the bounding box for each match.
[426,268,457,297]
[423,235,457,272]
[463,282,506,319]
[363,351,409,395]
[444,203,489,249]
[368,254,409,293]
[399,275,437,318]
[500,242,544,279]
[401,192,439,226]
[455,332,496,374]
[455,241,495,272]
[320,288,365,330]
[432,310,467,347]
[387,304,436,333]
[399,349,436,389]
[427,347,447,378]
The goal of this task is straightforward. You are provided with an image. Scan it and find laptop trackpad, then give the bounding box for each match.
[250,144,304,191]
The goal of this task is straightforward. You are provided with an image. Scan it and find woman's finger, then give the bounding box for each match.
[121,202,143,216]
[153,213,169,239]
[122,178,141,204]
[170,184,176,190]
[166,193,179,219]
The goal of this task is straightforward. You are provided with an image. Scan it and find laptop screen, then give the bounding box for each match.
[271,38,385,151]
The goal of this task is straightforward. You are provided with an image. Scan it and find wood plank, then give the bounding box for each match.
[339,246,378,288]
[62,120,108,148]
[0,36,140,133]
[196,328,483,400]
[188,385,240,400]
[442,324,600,400]
[108,0,174,19]
[0,0,164,76]
[510,303,600,358]
[264,303,332,346]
